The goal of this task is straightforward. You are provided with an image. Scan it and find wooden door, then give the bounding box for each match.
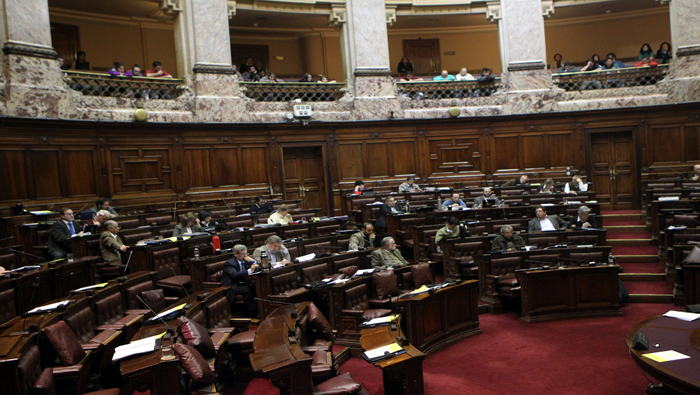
[282,146,327,215]
[588,130,638,210]
[231,44,269,73]
[403,39,440,75]
[50,23,81,68]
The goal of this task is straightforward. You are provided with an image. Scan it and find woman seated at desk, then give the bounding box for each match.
[173,212,202,236]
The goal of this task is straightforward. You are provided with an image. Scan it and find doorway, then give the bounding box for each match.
[402,39,440,75]
[281,146,329,215]
[586,128,639,210]
[50,23,81,68]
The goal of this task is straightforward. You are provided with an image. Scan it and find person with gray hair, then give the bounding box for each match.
[570,205,597,229]
[370,236,408,269]
[99,220,127,266]
[252,235,291,265]
[491,224,526,252]
[268,204,293,225]
[398,176,421,193]
[222,244,259,316]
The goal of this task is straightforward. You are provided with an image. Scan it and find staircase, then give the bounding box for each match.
[603,210,673,303]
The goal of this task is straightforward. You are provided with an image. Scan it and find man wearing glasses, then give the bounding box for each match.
[222,244,260,317]
[100,220,128,266]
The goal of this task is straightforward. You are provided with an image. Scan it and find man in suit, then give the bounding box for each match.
[221,244,259,316]
[491,225,526,252]
[376,196,402,231]
[398,176,421,193]
[45,207,83,261]
[348,223,375,250]
[472,187,501,208]
[504,175,529,187]
[90,197,119,217]
[252,235,292,266]
[528,206,568,233]
[99,220,128,266]
[569,205,598,229]
[250,195,273,214]
[370,237,408,270]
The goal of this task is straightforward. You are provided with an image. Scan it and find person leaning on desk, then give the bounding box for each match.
[370,237,409,270]
[173,212,202,236]
[376,196,403,231]
[569,205,598,229]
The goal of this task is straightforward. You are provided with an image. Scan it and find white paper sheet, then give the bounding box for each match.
[296,253,316,263]
[663,310,700,321]
[26,300,69,314]
[112,333,165,361]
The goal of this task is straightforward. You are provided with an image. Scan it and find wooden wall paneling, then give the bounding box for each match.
[546,132,576,169]
[684,124,700,163]
[490,135,520,172]
[522,134,547,170]
[63,148,100,198]
[365,141,390,178]
[212,146,241,187]
[336,142,363,180]
[612,131,637,208]
[109,146,174,196]
[0,148,30,201]
[649,125,683,165]
[390,140,418,176]
[241,145,270,186]
[30,149,62,199]
[184,147,213,189]
[453,136,481,173]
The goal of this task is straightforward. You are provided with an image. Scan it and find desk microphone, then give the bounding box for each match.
[254,298,298,319]
[123,251,134,276]
[21,277,42,333]
[136,295,175,335]
[0,235,15,243]
[255,298,298,343]
[221,198,235,213]
[169,267,191,308]
[9,248,47,264]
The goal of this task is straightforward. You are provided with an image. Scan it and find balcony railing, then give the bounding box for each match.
[552,64,669,92]
[397,79,501,100]
[240,82,345,102]
[65,70,185,100]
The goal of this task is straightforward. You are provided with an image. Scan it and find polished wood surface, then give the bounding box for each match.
[360,317,426,395]
[588,129,638,210]
[394,280,481,354]
[517,264,621,323]
[627,315,700,395]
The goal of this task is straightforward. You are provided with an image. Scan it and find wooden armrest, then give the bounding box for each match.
[125,309,150,315]
[81,343,101,351]
[269,294,291,302]
[341,309,364,317]
[209,327,236,334]
[52,364,84,375]
[164,296,179,303]
[210,331,230,348]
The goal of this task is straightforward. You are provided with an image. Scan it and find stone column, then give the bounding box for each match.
[173,0,245,122]
[336,0,399,119]
[667,0,700,79]
[0,0,65,118]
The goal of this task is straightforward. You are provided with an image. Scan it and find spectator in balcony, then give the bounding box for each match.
[74,51,92,71]
[434,70,455,81]
[455,68,475,81]
[477,68,495,82]
[397,56,413,74]
[590,53,601,67]
[638,43,654,61]
[580,57,602,90]
[257,69,267,81]
[656,42,672,64]
[553,53,562,69]
[299,73,314,82]
[232,64,243,80]
[319,75,336,83]
[556,61,579,73]
[635,56,658,67]
[57,57,70,71]
[263,72,283,83]
[108,62,129,77]
[240,57,254,74]
[580,57,601,72]
[601,57,623,88]
[242,66,260,82]
[129,64,142,78]
[146,61,173,78]
[606,53,625,68]
[400,72,423,82]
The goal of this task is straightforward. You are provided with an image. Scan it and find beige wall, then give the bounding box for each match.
[230,35,304,78]
[49,14,177,76]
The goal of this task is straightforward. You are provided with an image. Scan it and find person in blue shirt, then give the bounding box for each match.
[441,193,467,210]
[433,70,455,81]
[606,53,626,69]
[601,56,623,88]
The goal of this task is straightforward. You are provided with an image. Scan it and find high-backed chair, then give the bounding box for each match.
[526,235,559,249]
[92,288,144,342]
[369,270,402,309]
[61,305,121,373]
[674,215,700,228]
[481,256,524,313]
[151,246,191,297]
[450,241,485,278]
[34,368,120,395]
[38,323,95,395]
[340,283,391,341]
[114,217,140,230]
[269,271,311,304]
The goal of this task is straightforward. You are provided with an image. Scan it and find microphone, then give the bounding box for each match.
[77,203,88,214]
[221,198,235,213]
[123,250,134,276]
[0,235,15,243]
[136,295,175,335]
[387,297,409,346]
[173,201,178,223]
[169,267,191,308]
[665,166,688,180]
[255,298,298,339]
[9,248,47,264]
[22,277,42,332]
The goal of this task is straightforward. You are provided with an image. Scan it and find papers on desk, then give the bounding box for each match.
[296,253,316,263]
[368,202,384,205]
[668,225,687,230]
[30,211,53,215]
[585,201,598,204]
[659,196,680,202]
[26,300,69,315]
[410,285,430,295]
[71,283,108,293]
[437,187,451,191]
[663,310,700,321]
[540,203,555,207]
[576,245,594,248]
[643,350,691,363]
[522,246,537,251]
[146,303,187,323]
[112,332,166,362]
[362,343,405,363]
[353,268,376,277]
[566,201,582,205]
[10,265,41,273]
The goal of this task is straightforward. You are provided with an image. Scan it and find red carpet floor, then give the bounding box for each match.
[607,232,652,240]
[232,304,678,395]
[612,246,659,256]
[622,281,673,294]
[619,262,666,273]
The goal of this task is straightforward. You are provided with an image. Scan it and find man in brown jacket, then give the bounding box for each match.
[100,220,128,266]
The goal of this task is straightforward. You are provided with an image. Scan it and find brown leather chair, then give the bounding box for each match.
[92,289,144,342]
[483,256,524,307]
[114,217,140,230]
[300,262,330,284]
[674,215,700,228]
[526,236,559,249]
[269,271,311,304]
[0,283,18,324]
[340,283,391,338]
[369,270,402,309]
[62,305,122,373]
[34,367,120,395]
[314,372,371,395]
[152,247,192,297]
[450,241,485,278]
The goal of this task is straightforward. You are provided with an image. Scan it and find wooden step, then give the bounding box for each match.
[616,255,658,263]
[608,239,653,246]
[601,214,643,221]
[627,294,674,303]
[478,304,489,314]
[619,273,666,282]
[605,225,648,233]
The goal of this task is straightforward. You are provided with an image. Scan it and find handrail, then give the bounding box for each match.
[552,64,668,92]
[64,70,185,100]
[397,78,502,99]
[240,81,346,102]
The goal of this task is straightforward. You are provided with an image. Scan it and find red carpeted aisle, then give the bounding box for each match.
[233,304,678,395]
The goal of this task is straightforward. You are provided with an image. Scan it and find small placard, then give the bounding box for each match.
[293,104,312,117]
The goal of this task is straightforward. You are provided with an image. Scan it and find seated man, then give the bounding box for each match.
[242,66,260,82]
[348,223,375,250]
[45,208,83,261]
[441,193,467,210]
[472,187,501,208]
[569,205,598,229]
[528,206,568,233]
[689,165,700,181]
[435,217,461,253]
[491,225,526,252]
[268,204,293,225]
[398,176,421,193]
[90,197,118,217]
[252,235,291,266]
[564,176,588,194]
[198,210,230,232]
[503,174,529,187]
[83,209,109,233]
[250,195,273,214]
[370,237,408,270]
[556,61,579,73]
[146,61,173,78]
[99,220,128,266]
[222,244,259,316]
[433,70,454,81]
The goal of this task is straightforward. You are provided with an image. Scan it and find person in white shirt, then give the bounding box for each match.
[528,206,568,233]
[564,176,588,194]
[455,67,475,81]
[268,204,293,225]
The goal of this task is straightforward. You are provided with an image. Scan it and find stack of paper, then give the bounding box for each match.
[410,285,430,295]
[353,268,375,277]
[147,303,187,323]
[659,196,680,202]
[71,283,108,293]
[296,253,316,263]
[663,310,700,321]
[26,300,69,314]
[643,350,691,362]
[112,332,166,361]
[363,342,404,362]
[364,315,399,326]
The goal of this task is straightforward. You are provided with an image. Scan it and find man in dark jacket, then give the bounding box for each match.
[45,207,82,261]
[221,244,259,316]
[249,195,273,215]
[491,225,526,252]
[569,205,598,229]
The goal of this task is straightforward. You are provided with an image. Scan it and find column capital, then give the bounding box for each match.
[486,2,501,22]
[386,6,397,26]
[2,42,57,60]
[160,0,183,15]
[329,6,347,26]
[542,0,554,17]
[227,1,236,18]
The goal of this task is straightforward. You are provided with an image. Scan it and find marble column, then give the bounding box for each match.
[173,0,246,122]
[667,0,700,79]
[0,0,65,118]
[338,0,400,119]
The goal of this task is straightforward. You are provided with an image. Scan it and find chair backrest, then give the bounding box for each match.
[115,218,140,230]
[251,231,276,245]
[93,291,125,326]
[410,263,434,288]
[271,271,299,295]
[124,280,155,310]
[344,283,369,310]
[63,304,96,343]
[316,224,340,236]
[489,256,523,277]
[282,227,310,239]
[570,252,605,264]
[225,217,254,228]
[674,215,700,228]
[205,295,230,329]
[0,286,17,329]
[351,197,375,211]
[37,229,51,246]
[144,214,172,226]
[526,236,559,249]
[85,238,102,256]
[189,309,207,327]
[568,235,600,246]
[122,230,153,246]
[301,263,329,284]
[333,256,359,273]
[152,246,181,280]
[372,270,399,300]
[453,241,485,265]
[17,345,42,395]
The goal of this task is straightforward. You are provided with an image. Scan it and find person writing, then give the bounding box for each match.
[398,176,421,193]
[267,204,293,225]
[222,244,259,316]
[252,236,291,266]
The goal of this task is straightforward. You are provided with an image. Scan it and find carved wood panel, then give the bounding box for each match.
[30,149,62,199]
[685,125,700,163]
[649,126,682,165]
[108,147,173,195]
[427,136,481,175]
[0,148,29,201]
[64,149,99,198]
[240,146,270,186]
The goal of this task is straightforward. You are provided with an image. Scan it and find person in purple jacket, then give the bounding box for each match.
[108,62,128,77]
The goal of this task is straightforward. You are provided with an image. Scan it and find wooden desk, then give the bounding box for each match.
[360,317,426,395]
[517,264,621,323]
[250,302,314,395]
[394,280,481,354]
[627,315,700,395]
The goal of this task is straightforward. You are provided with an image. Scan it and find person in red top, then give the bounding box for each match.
[635,57,658,67]
[146,61,173,78]
[353,180,365,195]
